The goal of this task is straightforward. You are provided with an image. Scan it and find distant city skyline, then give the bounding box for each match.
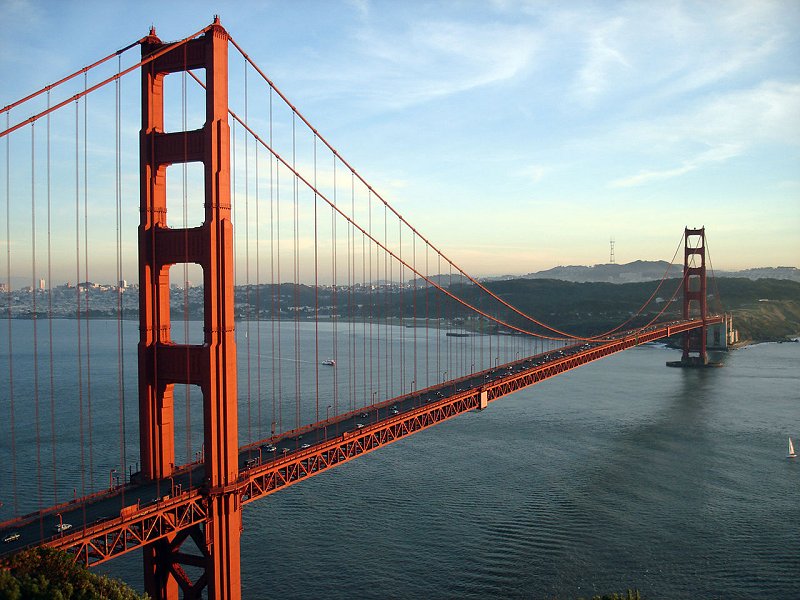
[2,0,798,283]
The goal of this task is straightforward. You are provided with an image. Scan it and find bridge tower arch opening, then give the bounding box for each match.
[138,17,241,600]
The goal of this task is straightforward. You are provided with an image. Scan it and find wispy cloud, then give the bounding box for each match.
[554,1,791,110]
[608,80,800,187]
[571,16,631,105]
[610,143,744,188]
[292,18,540,110]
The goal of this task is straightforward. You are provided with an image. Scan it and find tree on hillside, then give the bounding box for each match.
[0,547,146,600]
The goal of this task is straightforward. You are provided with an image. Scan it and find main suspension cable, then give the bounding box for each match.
[226,34,683,342]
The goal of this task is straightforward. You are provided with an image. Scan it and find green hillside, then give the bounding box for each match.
[449,277,800,342]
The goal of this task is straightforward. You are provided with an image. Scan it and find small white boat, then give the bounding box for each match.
[321,359,335,366]
[789,436,796,459]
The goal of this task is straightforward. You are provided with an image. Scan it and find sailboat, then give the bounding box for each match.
[789,436,797,459]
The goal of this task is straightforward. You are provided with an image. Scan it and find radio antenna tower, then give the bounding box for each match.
[610,237,616,264]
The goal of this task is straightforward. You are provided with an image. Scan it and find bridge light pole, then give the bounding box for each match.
[325,405,332,440]
[442,370,448,383]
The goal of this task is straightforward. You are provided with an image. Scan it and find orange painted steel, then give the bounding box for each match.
[46,493,208,568]
[32,317,721,571]
[681,227,709,364]
[138,18,240,600]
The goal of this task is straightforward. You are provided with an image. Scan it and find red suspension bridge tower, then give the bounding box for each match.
[666,226,713,368]
[139,18,240,599]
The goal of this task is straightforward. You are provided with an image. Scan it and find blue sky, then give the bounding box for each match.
[1,0,799,279]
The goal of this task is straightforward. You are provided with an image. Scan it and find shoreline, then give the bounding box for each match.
[7,314,800,346]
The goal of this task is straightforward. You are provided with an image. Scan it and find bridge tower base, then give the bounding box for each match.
[139,19,241,599]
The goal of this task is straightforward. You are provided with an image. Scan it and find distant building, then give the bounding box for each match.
[119,279,127,289]
[38,277,46,290]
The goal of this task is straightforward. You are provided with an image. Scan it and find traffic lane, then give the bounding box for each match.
[0,469,208,556]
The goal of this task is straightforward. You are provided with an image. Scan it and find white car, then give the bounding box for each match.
[3,532,21,543]
[54,523,72,533]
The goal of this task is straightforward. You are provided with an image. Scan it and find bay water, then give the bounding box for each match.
[2,320,798,598]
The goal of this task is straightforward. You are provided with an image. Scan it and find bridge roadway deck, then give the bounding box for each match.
[0,317,721,565]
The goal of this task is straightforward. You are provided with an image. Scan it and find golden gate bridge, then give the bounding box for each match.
[0,18,724,599]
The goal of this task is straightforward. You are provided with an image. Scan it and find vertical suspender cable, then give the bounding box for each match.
[368,190,373,410]
[82,75,95,493]
[377,201,381,404]
[331,157,338,415]
[74,99,86,501]
[313,136,319,422]
[447,264,452,378]
[46,93,58,504]
[292,113,300,433]
[276,153,282,433]
[31,124,44,525]
[352,174,358,412]
[362,215,367,410]
[256,138,262,440]
[437,252,441,383]
[347,173,353,412]
[4,112,17,516]
[412,232,417,398]
[269,88,277,436]
[391,210,395,396]
[244,61,252,449]
[383,202,388,401]
[115,60,127,500]
[347,170,356,411]
[399,220,403,394]
[423,243,431,394]
[241,68,251,449]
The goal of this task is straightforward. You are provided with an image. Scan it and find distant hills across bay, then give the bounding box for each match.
[478,262,800,285]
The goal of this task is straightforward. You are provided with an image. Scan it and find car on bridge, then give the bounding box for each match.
[2,532,21,543]
[54,523,72,533]
[261,444,277,452]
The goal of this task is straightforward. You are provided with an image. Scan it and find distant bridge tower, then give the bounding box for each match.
[680,227,708,365]
[609,237,615,264]
[138,18,241,599]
